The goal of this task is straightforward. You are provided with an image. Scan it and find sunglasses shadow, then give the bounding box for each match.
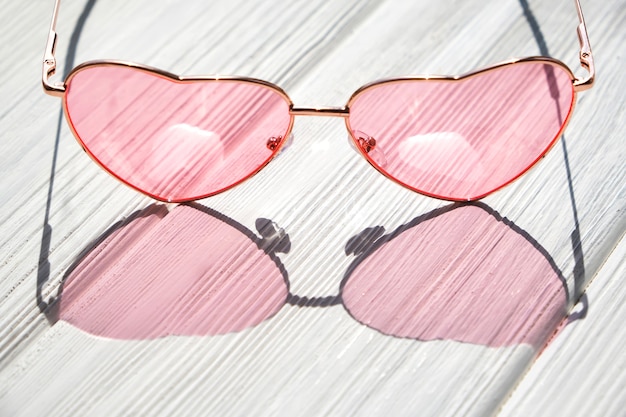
[519,0,587,311]
[37,0,99,318]
[339,202,570,348]
[41,200,573,349]
[43,203,291,339]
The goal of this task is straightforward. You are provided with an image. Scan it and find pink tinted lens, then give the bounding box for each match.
[348,62,574,200]
[65,65,292,202]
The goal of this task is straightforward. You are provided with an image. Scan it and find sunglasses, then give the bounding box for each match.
[42,0,595,203]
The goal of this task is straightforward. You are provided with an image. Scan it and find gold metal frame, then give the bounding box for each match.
[42,0,596,202]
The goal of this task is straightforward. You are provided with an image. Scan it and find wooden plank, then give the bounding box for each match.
[0,0,623,415]
[499,234,626,417]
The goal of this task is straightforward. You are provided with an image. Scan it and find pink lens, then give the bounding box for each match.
[348,61,575,200]
[65,64,292,202]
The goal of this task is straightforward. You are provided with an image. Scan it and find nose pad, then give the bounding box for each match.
[266,133,294,155]
[351,130,388,168]
[266,136,283,151]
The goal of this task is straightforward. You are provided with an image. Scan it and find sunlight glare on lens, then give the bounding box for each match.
[398,131,485,183]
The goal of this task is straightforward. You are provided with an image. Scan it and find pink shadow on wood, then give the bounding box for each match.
[57,202,566,348]
[58,204,288,339]
[341,204,568,347]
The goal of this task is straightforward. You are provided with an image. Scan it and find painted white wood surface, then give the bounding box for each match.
[0,0,623,416]
[500,234,626,417]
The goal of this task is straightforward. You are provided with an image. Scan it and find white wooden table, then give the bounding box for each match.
[0,0,624,415]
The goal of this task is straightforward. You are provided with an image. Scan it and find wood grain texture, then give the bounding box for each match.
[499,234,626,417]
[0,0,624,416]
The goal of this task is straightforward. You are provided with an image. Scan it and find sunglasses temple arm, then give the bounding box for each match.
[41,0,594,95]
[572,0,595,92]
[43,0,66,97]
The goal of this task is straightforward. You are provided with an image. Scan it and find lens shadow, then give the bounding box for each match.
[340,202,569,348]
[44,201,570,348]
[47,203,290,340]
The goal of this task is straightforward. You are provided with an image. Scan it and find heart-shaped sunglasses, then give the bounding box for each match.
[42,0,594,202]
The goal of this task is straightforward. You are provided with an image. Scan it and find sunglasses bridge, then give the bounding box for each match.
[284,106,382,162]
[289,106,349,117]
